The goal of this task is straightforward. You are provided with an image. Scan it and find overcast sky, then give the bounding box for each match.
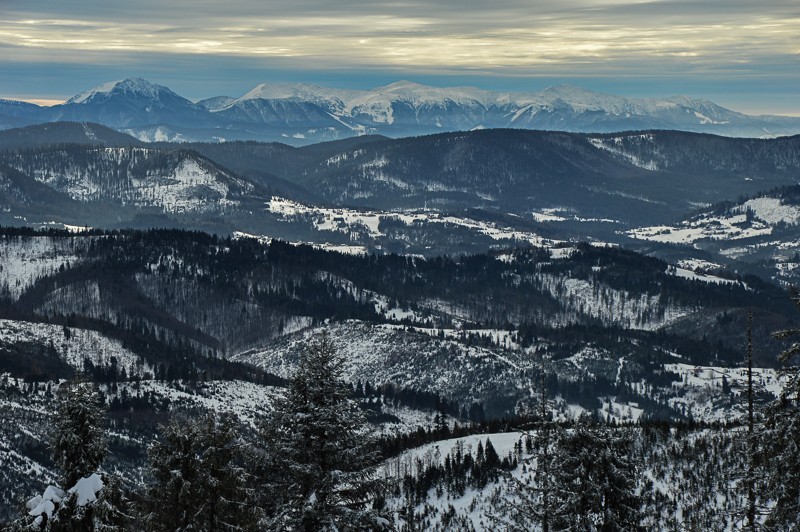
[1,0,798,114]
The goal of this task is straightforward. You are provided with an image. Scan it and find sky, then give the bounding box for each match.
[1,0,798,115]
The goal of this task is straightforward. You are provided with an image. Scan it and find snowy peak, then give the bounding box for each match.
[377,80,427,91]
[370,80,496,107]
[235,82,350,106]
[4,78,800,142]
[538,84,612,102]
[196,95,235,111]
[66,78,189,106]
[238,82,321,101]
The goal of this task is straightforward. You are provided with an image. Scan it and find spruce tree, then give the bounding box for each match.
[488,368,555,531]
[763,290,800,529]
[51,376,107,489]
[143,413,255,531]
[13,377,131,531]
[257,332,388,531]
[551,424,640,531]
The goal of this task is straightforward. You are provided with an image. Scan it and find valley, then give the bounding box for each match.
[0,122,798,528]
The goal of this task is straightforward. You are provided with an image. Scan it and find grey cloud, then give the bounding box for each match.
[0,0,797,114]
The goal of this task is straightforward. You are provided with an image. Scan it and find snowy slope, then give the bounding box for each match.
[0,319,145,372]
[233,321,532,408]
[5,78,794,142]
[0,235,92,300]
[626,189,800,284]
[4,147,257,214]
[380,427,770,531]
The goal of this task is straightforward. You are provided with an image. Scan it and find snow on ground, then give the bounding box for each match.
[383,432,525,477]
[667,266,743,287]
[234,320,531,406]
[538,273,691,330]
[665,363,784,398]
[662,362,786,423]
[377,324,523,352]
[628,197,800,245]
[17,148,246,213]
[600,399,644,423]
[548,246,577,259]
[129,157,244,213]
[117,379,280,427]
[677,258,722,271]
[0,236,89,299]
[588,135,660,170]
[313,243,369,255]
[530,209,567,222]
[266,196,554,247]
[382,431,536,530]
[0,319,146,373]
[370,294,427,323]
[233,231,368,256]
[626,213,772,244]
[736,197,800,226]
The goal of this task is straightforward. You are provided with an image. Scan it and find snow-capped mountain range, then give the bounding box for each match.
[2,78,800,143]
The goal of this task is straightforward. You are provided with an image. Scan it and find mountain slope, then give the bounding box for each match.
[2,126,798,258]
[0,122,143,151]
[3,79,800,143]
[42,78,209,129]
[190,129,800,225]
[627,185,800,285]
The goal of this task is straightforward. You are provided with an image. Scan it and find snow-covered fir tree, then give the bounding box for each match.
[11,377,130,531]
[51,376,107,489]
[550,423,641,531]
[257,332,389,531]
[762,290,800,529]
[142,413,256,531]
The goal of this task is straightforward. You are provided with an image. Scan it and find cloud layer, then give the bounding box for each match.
[1,0,798,113]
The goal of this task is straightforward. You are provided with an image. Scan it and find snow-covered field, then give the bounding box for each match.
[626,213,772,244]
[627,195,799,245]
[266,196,555,248]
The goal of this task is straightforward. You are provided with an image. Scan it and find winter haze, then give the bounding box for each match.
[2,0,800,530]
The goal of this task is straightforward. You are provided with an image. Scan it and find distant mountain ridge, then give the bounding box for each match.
[2,78,800,144]
[1,125,799,277]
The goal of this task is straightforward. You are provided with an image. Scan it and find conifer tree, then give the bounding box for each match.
[143,413,255,531]
[551,424,640,531]
[51,376,107,488]
[257,332,388,531]
[12,377,131,531]
[489,367,555,531]
[763,290,800,529]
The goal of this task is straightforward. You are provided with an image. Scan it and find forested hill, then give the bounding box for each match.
[1,226,800,526]
[185,129,800,220]
[1,227,796,399]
